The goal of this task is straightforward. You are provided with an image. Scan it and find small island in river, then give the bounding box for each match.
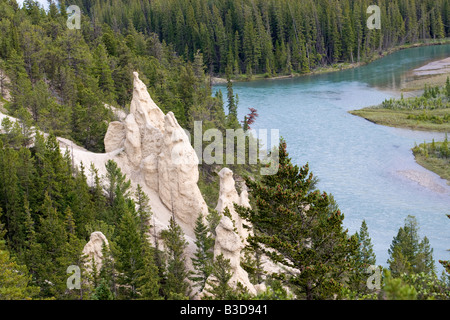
[350,57,450,185]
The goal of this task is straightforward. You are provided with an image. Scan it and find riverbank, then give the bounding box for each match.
[210,38,450,85]
[349,53,450,185]
[414,154,450,185]
[412,140,450,185]
[349,107,450,132]
[349,52,450,133]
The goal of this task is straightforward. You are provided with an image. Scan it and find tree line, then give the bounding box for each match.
[0,0,230,154]
[71,0,449,77]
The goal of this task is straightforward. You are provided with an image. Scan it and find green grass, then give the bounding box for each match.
[351,84,450,182]
[414,154,450,184]
[350,83,450,132]
[349,108,450,132]
[412,140,450,184]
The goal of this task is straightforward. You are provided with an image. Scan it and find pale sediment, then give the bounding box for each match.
[397,169,449,194]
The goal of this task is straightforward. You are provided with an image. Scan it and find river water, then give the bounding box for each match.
[214,44,450,272]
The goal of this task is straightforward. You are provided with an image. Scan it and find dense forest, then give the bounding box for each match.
[0,0,449,300]
[71,0,450,76]
[0,0,230,155]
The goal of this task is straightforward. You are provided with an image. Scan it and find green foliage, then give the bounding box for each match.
[113,208,144,298]
[253,278,294,300]
[381,270,418,300]
[0,0,447,302]
[0,240,39,300]
[190,213,214,291]
[160,216,190,299]
[0,0,227,153]
[203,253,249,300]
[439,215,450,276]
[135,241,161,300]
[236,138,359,300]
[72,0,450,77]
[380,84,450,112]
[347,220,377,296]
[398,272,450,300]
[91,279,114,300]
[387,215,436,277]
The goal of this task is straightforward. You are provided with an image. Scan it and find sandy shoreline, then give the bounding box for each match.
[413,57,450,76]
[397,169,449,194]
[396,56,450,190]
[400,55,450,92]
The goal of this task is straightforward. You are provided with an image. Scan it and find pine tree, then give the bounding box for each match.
[134,184,152,236]
[445,77,450,98]
[236,138,359,300]
[34,192,70,298]
[357,220,377,267]
[226,74,239,128]
[99,241,117,299]
[387,215,435,276]
[113,208,144,299]
[440,133,449,158]
[160,216,190,299]
[190,213,214,291]
[92,44,116,103]
[0,239,40,300]
[135,238,161,300]
[348,219,377,294]
[91,278,114,300]
[103,160,131,225]
[439,215,450,275]
[204,254,235,300]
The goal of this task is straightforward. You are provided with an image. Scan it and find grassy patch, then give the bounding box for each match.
[412,139,450,184]
[349,108,450,132]
[414,155,450,184]
[350,83,450,132]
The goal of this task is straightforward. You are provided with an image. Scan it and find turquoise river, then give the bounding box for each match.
[214,44,450,272]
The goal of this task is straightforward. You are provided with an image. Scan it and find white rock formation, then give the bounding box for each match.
[213,216,257,296]
[215,167,251,241]
[104,121,125,153]
[82,231,109,274]
[103,71,208,231]
[211,167,256,295]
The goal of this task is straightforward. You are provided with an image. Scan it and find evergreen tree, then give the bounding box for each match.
[135,238,161,300]
[160,216,190,299]
[135,184,152,236]
[34,192,70,298]
[236,138,359,300]
[226,74,239,128]
[103,160,131,225]
[0,239,40,300]
[91,278,114,300]
[357,220,377,267]
[204,254,235,300]
[348,220,377,294]
[113,208,143,299]
[190,213,214,291]
[99,242,117,299]
[387,215,435,276]
[439,215,450,275]
[92,43,116,104]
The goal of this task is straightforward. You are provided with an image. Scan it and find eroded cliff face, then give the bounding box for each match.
[198,168,257,297]
[82,231,109,273]
[104,72,208,229]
